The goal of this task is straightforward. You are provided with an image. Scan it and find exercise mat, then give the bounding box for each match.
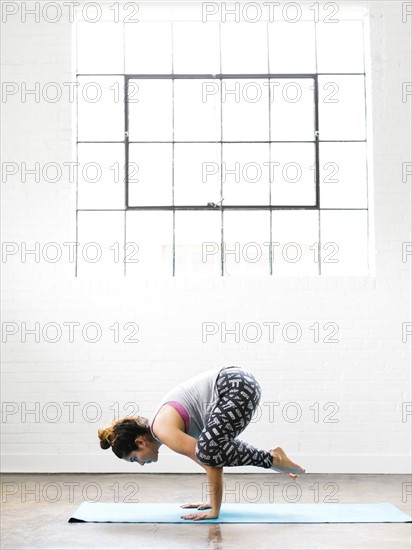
[69,502,412,524]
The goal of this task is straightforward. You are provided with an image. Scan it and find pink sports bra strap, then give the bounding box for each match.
[165,401,190,433]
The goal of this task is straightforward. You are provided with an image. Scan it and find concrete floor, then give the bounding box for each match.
[1,473,411,549]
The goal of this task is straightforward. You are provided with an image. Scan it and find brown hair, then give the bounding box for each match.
[98,416,153,459]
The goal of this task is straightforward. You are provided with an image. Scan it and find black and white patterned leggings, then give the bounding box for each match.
[195,366,273,469]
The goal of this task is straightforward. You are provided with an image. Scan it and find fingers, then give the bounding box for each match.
[181,513,208,521]
[180,502,211,509]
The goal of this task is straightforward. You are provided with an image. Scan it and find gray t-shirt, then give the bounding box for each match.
[149,366,234,441]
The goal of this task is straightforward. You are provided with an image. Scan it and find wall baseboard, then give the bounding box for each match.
[2,454,411,474]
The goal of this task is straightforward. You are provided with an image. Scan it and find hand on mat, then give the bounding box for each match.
[181,510,218,521]
[180,502,211,510]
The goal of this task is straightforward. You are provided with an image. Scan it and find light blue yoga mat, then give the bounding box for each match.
[69,502,412,523]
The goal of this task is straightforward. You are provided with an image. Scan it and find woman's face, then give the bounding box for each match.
[124,436,159,466]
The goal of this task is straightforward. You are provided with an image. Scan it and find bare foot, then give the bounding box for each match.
[270,446,306,478]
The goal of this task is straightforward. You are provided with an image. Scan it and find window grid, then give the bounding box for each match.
[75,19,370,277]
[124,74,320,213]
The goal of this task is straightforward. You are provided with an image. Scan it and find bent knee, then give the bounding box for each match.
[195,442,210,465]
[195,442,219,466]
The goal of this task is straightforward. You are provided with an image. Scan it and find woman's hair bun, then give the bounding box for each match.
[98,417,151,458]
[98,426,114,450]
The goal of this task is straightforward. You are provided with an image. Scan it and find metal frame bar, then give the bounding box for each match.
[77,73,366,77]
[124,205,319,211]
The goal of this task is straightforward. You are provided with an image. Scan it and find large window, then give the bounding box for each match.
[75,6,372,277]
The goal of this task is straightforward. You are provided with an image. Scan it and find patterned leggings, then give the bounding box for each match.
[195,366,273,469]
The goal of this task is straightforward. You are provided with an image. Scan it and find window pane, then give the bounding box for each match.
[77,77,124,141]
[78,144,125,209]
[270,78,315,141]
[125,23,172,74]
[128,80,173,141]
[222,143,270,205]
[320,210,369,275]
[271,143,316,206]
[128,144,172,206]
[223,211,270,276]
[271,211,319,276]
[222,79,269,142]
[317,20,365,73]
[174,79,221,141]
[173,22,220,74]
[174,144,221,206]
[318,75,366,140]
[77,21,123,74]
[320,142,368,208]
[175,211,221,276]
[77,211,124,277]
[126,211,173,277]
[221,22,268,73]
[268,21,316,74]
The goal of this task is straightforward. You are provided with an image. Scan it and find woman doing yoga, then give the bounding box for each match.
[98,365,305,521]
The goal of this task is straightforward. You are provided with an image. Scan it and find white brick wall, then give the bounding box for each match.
[1,1,411,473]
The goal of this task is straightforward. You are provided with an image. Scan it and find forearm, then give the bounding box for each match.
[203,464,223,515]
[185,439,223,514]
